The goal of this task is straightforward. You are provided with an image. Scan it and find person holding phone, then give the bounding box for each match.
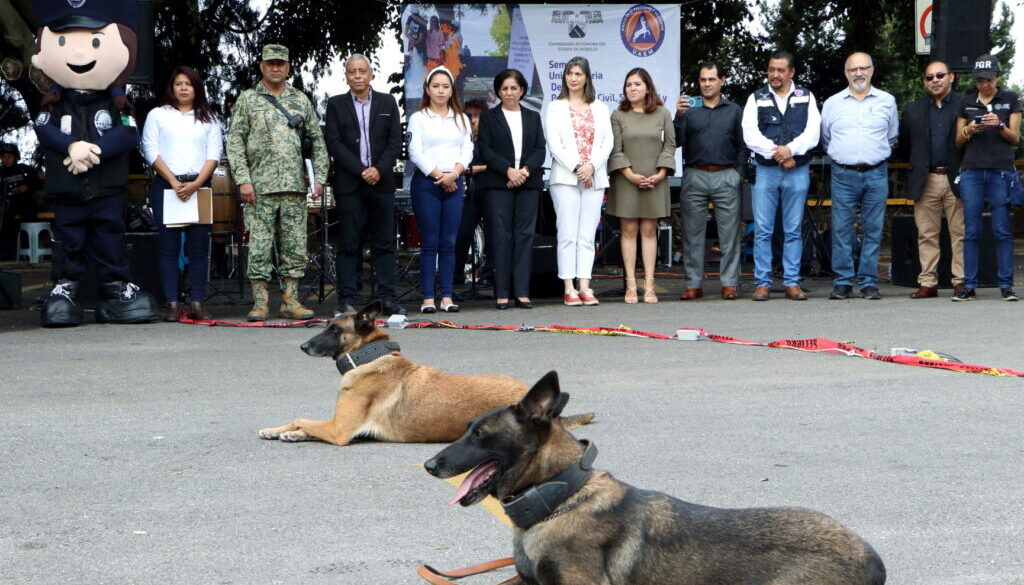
[953,54,1021,302]
[673,61,747,301]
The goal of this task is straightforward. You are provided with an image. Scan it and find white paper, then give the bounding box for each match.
[163,189,198,225]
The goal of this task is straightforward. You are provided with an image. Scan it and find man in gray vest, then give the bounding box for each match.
[741,51,820,301]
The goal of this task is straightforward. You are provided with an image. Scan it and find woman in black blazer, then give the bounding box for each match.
[476,69,546,309]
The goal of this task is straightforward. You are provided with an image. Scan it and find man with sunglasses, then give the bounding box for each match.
[820,52,898,301]
[897,62,964,299]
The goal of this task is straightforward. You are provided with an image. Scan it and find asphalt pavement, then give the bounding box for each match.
[2,272,1023,585]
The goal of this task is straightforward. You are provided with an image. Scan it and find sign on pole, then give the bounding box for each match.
[916,0,933,55]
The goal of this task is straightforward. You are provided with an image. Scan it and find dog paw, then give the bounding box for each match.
[279,430,310,442]
[258,428,280,440]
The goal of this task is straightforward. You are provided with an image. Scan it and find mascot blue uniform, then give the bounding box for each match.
[32,0,157,327]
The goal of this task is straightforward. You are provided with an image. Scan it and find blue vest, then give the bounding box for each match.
[754,84,812,166]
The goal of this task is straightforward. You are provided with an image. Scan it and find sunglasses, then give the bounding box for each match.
[924,72,949,82]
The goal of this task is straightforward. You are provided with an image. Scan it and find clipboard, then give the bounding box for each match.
[163,188,213,226]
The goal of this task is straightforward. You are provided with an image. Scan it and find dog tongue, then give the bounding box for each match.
[446,461,497,506]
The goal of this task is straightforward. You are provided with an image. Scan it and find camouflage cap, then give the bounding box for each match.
[262,44,290,62]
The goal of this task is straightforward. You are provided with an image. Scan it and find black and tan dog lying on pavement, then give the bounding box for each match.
[258,302,593,446]
[425,371,886,585]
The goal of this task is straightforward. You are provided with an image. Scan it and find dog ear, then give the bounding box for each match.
[356,300,383,330]
[517,371,562,422]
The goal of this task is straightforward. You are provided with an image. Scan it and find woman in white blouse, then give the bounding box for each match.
[141,66,222,321]
[545,56,613,307]
[407,66,473,313]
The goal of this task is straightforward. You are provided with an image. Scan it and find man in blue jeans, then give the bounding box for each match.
[741,51,821,300]
[820,52,899,300]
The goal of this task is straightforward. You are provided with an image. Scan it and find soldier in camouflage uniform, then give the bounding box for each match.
[226,44,329,321]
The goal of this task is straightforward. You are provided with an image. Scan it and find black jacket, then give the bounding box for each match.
[897,92,963,200]
[475,105,546,191]
[324,90,402,193]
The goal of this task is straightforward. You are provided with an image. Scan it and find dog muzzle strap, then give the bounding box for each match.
[501,440,597,529]
[336,340,401,375]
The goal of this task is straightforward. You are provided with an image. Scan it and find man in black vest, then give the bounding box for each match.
[897,61,965,299]
[741,51,821,301]
[324,54,405,316]
[1,143,43,261]
[31,0,158,327]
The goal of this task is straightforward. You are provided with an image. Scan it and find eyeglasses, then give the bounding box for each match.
[845,66,873,74]
[924,72,949,82]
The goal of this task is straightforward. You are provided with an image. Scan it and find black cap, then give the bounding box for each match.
[972,54,1001,80]
[33,0,139,34]
[0,143,19,157]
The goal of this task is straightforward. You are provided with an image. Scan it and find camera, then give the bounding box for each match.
[286,114,303,129]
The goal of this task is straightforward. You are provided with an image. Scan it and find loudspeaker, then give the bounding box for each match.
[931,0,992,73]
[0,268,22,309]
[890,214,997,288]
[529,235,562,297]
[597,215,672,267]
[128,0,155,85]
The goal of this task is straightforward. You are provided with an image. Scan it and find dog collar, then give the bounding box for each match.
[501,440,597,529]
[336,340,401,375]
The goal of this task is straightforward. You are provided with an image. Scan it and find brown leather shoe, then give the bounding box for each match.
[680,288,703,300]
[952,283,964,296]
[784,285,808,300]
[752,286,770,301]
[162,302,180,322]
[189,301,212,320]
[910,286,938,299]
[720,286,738,300]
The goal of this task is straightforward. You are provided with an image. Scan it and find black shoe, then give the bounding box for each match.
[40,279,83,328]
[334,299,356,318]
[95,281,159,323]
[420,304,437,314]
[860,286,882,300]
[439,301,460,312]
[380,299,407,316]
[1001,288,1018,301]
[828,285,853,300]
[495,301,510,310]
[951,288,976,302]
[514,298,533,309]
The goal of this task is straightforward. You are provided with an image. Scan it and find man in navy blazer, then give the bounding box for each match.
[325,55,405,315]
[896,60,965,299]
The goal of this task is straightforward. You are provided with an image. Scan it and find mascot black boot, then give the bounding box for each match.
[40,279,83,327]
[95,281,158,323]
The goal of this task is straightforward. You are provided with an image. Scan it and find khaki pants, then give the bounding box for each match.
[914,173,964,287]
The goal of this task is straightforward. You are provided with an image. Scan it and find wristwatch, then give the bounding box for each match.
[999,122,1007,130]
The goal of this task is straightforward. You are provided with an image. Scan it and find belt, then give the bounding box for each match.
[836,162,885,172]
[688,164,732,172]
[929,167,948,174]
[174,174,200,182]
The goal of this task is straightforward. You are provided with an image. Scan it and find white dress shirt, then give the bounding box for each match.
[407,107,474,175]
[820,86,898,165]
[741,83,821,159]
[141,105,223,175]
[502,108,523,168]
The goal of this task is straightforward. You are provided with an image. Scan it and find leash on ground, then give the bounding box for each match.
[417,557,517,585]
[176,316,327,327]
[399,320,1024,378]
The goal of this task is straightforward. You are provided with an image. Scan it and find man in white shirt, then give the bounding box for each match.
[742,51,820,301]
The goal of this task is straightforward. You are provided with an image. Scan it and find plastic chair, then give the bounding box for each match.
[17,222,53,263]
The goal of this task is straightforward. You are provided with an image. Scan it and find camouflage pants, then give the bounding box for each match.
[244,192,307,280]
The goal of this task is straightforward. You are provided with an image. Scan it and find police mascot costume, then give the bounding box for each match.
[31,0,158,327]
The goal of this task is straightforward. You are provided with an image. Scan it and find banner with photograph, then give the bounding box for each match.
[400,4,680,116]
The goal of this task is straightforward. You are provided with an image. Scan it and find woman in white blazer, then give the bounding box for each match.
[544,56,613,306]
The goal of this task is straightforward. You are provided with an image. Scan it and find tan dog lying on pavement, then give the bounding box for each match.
[259,301,594,446]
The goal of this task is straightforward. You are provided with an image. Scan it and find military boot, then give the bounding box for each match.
[247,280,270,322]
[279,278,314,319]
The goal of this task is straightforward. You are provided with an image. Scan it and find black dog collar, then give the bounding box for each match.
[335,340,401,375]
[501,440,597,529]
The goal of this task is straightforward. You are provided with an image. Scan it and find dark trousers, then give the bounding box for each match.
[411,171,463,299]
[484,187,538,298]
[335,184,397,305]
[150,177,210,303]
[53,193,130,283]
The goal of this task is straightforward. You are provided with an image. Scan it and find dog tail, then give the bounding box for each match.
[560,412,596,429]
[863,541,886,585]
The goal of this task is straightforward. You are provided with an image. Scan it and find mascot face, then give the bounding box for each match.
[32,23,129,91]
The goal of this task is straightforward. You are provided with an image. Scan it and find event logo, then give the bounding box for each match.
[551,9,603,39]
[620,5,664,57]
